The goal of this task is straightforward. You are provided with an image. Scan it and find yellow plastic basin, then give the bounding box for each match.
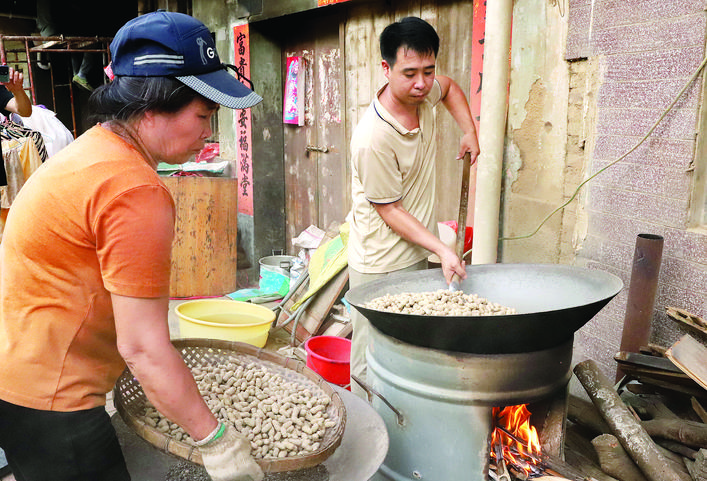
[175,299,276,347]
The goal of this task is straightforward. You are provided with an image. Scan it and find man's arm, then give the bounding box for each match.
[436,75,479,162]
[2,67,32,117]
[374,200,466,284]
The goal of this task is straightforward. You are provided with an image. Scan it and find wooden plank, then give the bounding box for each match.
[283,268,349,343]
[275,230,337,325]
[666,335,707,391]
[162,177,238,298]
[614,352,684,374]
[299,268,349,335]
[319,319,353,338]
[666,306,707,340]
[693,397,707,423]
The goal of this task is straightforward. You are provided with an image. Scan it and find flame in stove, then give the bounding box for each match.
[491,404,542,476]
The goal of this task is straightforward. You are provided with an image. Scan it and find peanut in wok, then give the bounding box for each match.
[366,289,516,316]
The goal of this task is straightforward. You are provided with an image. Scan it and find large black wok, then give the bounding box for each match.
[345,263,623,354]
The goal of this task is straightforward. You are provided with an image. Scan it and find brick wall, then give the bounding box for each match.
[566,0,707,377]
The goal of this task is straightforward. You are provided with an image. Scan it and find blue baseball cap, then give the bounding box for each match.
[110,11,262,109]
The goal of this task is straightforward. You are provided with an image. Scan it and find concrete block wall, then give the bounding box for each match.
[566,0,707,378]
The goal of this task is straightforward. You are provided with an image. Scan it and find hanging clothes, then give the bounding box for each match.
[1,137,42,208]
[0,119,46,239]
[0,119,48,164]
[22,107,74,158]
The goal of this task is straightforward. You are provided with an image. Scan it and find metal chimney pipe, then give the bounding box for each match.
[616,233,664,381]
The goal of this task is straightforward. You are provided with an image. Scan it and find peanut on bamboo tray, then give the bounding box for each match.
[113,338,347,474]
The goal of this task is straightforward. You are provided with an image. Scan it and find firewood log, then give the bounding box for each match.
[628,395,681,420]
[543,452,601,481]
[574,360,686,481]
[684,448,707,481]
[655,445,697,481]
[568,395,611,435]
[690,448,707,481]
[656,439,699,460]
[591,434,648,481]
[565,427,621,481]
[570,392,707,449]
[641,418,707,448]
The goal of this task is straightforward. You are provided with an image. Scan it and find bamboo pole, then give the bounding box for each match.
[471,0,513,265]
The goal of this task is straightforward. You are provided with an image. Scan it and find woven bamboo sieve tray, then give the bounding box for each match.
[113,338,347,474]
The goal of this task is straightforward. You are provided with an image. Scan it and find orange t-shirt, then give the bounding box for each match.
[0,125,174,411]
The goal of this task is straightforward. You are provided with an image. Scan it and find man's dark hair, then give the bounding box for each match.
[87,76,212,124]
[379,17,440,67]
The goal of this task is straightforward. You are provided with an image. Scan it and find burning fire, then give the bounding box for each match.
[490,404,543,478]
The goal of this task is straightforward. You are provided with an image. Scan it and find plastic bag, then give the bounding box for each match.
[21,106,74,159]
[195,143,219,163]
[440,220,474,254]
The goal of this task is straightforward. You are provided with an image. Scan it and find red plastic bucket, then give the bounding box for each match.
[304,336,351,390]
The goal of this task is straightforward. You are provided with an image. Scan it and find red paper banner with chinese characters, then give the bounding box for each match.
[234,23,254,217]
[318,0,351,5]
[470,0,511,130]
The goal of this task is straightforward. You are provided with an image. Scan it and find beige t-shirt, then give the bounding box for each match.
[348,80,442,273]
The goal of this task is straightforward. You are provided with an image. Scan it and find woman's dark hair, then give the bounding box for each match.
[87,76,212,124]
[379,17,440,67]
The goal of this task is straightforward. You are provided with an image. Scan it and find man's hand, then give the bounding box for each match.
[437,244,467,285]
[458,130,480,164]
[437,75,480,164]
[199,424,264,481]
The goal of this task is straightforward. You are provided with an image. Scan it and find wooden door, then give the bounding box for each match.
[282,12,346,249]
[344,1,475,227]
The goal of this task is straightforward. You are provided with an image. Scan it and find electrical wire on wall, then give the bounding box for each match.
[499,54,707,242]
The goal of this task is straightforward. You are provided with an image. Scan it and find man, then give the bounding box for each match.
[347,16,480,394]
[0,66,32,118]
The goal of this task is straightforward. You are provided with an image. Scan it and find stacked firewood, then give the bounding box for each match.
[565,321,707,481]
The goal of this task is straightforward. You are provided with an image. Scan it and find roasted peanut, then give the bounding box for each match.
[366,289,516,316]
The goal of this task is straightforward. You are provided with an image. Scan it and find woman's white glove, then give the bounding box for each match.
[197,423,264,481]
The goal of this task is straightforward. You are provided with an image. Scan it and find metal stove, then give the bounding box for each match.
[346,263,623,481]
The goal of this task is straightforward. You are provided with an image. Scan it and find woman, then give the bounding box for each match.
[0,11,263,481]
